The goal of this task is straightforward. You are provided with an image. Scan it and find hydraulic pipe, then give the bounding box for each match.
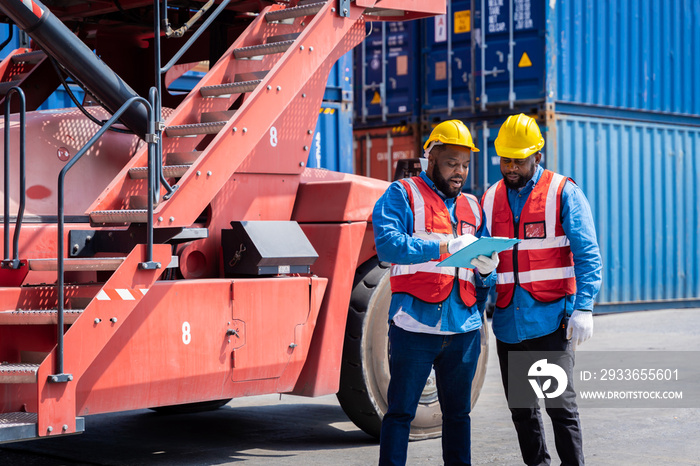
[0,0,148,138]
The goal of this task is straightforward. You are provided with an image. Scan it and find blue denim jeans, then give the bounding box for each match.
[379,324,481,466]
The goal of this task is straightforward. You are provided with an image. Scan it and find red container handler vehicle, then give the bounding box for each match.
[0,0,486,444]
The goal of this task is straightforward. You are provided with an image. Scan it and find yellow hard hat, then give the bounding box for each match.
[423,120,479,152]
[494,113,544,159]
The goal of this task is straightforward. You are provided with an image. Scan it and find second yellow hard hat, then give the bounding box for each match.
[494,113,544,159]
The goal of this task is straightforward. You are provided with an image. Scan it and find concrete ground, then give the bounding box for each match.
[1,308,699,465]
[469,308,700,466]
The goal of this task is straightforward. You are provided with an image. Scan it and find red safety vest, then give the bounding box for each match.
[481,170,576,308]
[390,176,481,306]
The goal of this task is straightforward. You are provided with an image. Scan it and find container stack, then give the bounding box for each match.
[307,51,354,174]
[354,0,700,310]
[353,21,422,182]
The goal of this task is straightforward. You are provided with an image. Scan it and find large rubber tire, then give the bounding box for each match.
[336,257,489,440]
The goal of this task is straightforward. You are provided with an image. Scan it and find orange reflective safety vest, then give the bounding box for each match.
[389,176,482,306]
[481,170,576,308]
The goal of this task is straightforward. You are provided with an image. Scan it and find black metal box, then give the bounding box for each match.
[222,221,318,276]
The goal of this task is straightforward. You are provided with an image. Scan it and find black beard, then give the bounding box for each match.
[431,163,462,198]
[502,165,536,190]
[502,173,529,190]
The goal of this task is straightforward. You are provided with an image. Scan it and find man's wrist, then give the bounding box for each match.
[439,240,449,255]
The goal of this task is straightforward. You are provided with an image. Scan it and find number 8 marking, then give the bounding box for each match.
[270,126,278,147]
[182,321,191,345]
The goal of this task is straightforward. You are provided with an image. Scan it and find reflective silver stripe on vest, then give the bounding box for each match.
[546,173,566,238]
[518,235,570,250]
[392,261,455,277]
[391,260,476,283]
[497,266,576,285]
[403,178,426,234]
[482,182,498,234]
[458,267,476,283]
[464,194,482,229]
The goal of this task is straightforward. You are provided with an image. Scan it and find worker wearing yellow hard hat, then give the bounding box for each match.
[371,118,497,465]
[423,119,480,153]
[483,113,602,466]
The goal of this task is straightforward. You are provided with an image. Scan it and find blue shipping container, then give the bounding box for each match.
[37,85,85,110]
[466,113,700,309]
[323,50,353,102]
[472,0,546,111]
[353,0,700,124]
[0,24,25,58]
[307,101,353,173]
[471,0,700,118]
[421,0,474,117]
[354,21,420,127]
[555,115,700,309]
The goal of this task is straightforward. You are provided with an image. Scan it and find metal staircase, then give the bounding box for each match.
[0,245,170,442]
[0,48,60,111]
[87,1,365,228]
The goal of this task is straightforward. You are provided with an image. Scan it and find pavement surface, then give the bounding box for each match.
[1,308,699,465]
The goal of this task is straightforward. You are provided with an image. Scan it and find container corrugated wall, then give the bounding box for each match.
[355,1,700,120]
[307,102,354,173]
[354,21,420,127]
[553,115,700,308]
[554,0,700,114]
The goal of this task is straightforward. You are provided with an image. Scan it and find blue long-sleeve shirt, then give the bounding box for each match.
[491,165,603,343]
[372,172,496,333]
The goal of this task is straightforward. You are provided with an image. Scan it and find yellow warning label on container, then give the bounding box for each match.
[454,10,471,33]
[518,52,532,67]
[371,91,381,104]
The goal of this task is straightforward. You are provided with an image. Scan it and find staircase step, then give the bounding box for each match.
[0,363,39,383]
[265,2,326,22]
[0,309,83,325]
[200,80,261,97]
[167,151,202,165]
[27,257,125,271]
[266,32,301,44]
[90,210,148,224]
[165,121,226,137]
[235,70,270,81]
[233,40,294,59]
[129,165,191,179]
[0,413,85,443]
[201,111,236,123]
[10,50,46,64]
[0,80,22,95]
[0,412,37,442]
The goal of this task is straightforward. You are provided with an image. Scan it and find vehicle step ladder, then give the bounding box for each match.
[87,0,364,228]
[0,244,170,442]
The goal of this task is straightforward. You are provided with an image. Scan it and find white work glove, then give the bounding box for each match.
[566,310,594,350]
[447,234,477,255]
[470,251,499,275]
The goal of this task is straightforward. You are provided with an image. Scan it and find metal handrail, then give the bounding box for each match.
[151,0,231,202]
[2,87,26,270]
[52,93,159,381]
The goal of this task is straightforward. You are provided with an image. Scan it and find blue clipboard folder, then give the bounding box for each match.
[437,237,521,269]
